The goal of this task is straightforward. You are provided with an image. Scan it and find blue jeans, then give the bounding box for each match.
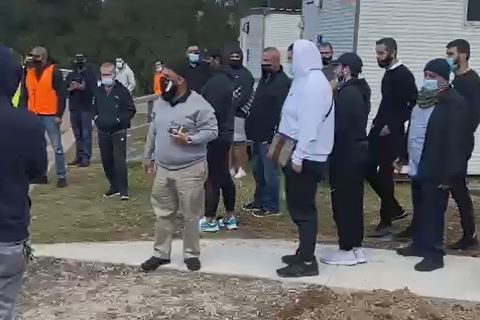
[40,116,67,179]
[70,110,93,163]
[252,142,280,211]
[0,243,26,320]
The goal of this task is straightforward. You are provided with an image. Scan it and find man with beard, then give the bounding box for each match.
[318,42,334,67]
[22,46,68,188]
[367,37,417,238]
[396,59,468,272]
[66,54,97,167]
[444,39,480,250]
[228,48,254,179]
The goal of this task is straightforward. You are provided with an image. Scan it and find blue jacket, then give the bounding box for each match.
[0,46,48,242]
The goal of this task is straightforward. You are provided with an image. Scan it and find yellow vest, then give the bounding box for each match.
[12,84,21,108]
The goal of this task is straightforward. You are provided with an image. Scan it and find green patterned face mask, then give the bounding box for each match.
[417,87,438,108]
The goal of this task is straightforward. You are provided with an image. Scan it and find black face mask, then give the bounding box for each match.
[161,79,178,104]
[377,55,393,69]
[32,60,42,67]
[75,62,85,70]
[230,60,242,69]
[261,63,273,73]
[322,56,332,66]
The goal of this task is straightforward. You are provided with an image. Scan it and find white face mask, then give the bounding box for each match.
[188,53,200,64]
[286,62,294,77]
[116,61,124,69]
[101,77,115,86]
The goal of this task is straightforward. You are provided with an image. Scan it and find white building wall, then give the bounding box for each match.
[239,14,265,80]
[302,0,357,56]
[264,13,301,70]
[356,0,480,174]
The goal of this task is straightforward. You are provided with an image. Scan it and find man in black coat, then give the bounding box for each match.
[396,59,469,272]
[244,47,291,217]
[321,53,370,266]
[66,54,97,167]
[0,45,48,319]
[94,62,136,200]
[367,38,418,238]
[181,45,212,94]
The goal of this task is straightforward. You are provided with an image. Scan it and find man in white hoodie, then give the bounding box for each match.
[115,58,136,94]
[276,40,335,278]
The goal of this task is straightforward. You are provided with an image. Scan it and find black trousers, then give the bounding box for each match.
[330,144,368,250]
[450,149,476,237]
[411,179,449,260]
[98,130,128,195]
[284,160,326,262]
[205,140,236,217]
[366,132,404,226]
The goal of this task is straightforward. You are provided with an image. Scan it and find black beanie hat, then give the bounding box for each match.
[424,58,450,81]
[337,52,363,76]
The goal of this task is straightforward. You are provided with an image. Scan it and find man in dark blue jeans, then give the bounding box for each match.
[66,54,97,167]
[245,47,291,217]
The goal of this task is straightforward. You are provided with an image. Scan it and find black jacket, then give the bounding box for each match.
[93,81,136,134]
[66,66,97,112]
[228,66,255,118]
[332,78,371,156]
[182,61,212,94]
[245,68,291,143]
[202,69,235,144]
[413,88,469,185]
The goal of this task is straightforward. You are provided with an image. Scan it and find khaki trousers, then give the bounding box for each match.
[152,161,207,260]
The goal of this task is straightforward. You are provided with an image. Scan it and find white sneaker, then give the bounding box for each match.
[230,169,236,176]
[321,249,358,266]
[353,247,367,264]
[234,167,247,179]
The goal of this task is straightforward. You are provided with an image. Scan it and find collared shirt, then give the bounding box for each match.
[408,105,434,177]
[388,60,403,71]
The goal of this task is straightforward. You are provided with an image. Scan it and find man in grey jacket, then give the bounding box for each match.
[115,58,136,93]
[141,63,218,272]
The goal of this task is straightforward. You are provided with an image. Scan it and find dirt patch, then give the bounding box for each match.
[17,259,480,320]
[278,287,480,320]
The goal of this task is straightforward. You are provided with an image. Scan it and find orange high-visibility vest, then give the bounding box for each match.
[154,72,164,96]
[26,65,58,115]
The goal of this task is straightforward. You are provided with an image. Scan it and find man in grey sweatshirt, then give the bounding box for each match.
[141,65,218,272]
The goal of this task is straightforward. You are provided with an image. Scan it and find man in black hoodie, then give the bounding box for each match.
[321,53,370,267]
[396,59,468,272]
[199,51,238,232]
[244,47,291,216]
[0,45,47,320]
[94,62,136,200]
[181,45,212,94]
[367,38,418,237]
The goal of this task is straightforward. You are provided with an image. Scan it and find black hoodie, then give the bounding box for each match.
[332,78,371,155]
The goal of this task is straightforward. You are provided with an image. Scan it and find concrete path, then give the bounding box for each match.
[34,239,480,302]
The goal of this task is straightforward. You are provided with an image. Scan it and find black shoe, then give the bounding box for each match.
[77,161,90,168]
[448,234,479,251]
[56,178,68,188]
[141,256,171,271]
[392,210,409,222]
[242,202,262,212]
[103,189,120,198]
[367,223,392,238]
[184,257,201,271]
[393,226,413,241]
[396,244,423,257]
[276,259,319,278]
[414,257,444,272]
[252,209,281,218]
[281,251,301,265]
[31,175,49,185]
[68,159,79,166]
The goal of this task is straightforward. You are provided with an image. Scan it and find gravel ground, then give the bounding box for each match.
[16,258,480,320]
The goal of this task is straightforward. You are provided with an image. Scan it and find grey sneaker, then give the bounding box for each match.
[367,224,392,238]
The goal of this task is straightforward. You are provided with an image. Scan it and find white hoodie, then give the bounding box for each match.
[115,63,136,93]
[278,39,335,165]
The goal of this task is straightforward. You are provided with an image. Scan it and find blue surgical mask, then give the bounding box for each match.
[286,62,294,77]
[101,77,115,86]
[422,79,438,91]
[188,53,200,64]
[446,57,458,72]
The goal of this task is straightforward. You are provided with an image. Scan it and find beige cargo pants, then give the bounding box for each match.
[152,161,207,260]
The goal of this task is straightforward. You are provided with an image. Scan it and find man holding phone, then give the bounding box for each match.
[66,54,97,167]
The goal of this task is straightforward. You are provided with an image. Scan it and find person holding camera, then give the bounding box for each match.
[66,54,97,167]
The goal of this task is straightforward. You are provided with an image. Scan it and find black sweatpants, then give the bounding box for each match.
[366,131,404,226]
[284,160,326,262]
[98,130,128,195]
[330,143,368,250]
[411,179,449,260]
[205,140,236,218]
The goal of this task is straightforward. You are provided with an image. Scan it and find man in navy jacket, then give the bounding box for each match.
[0,45,48,320]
